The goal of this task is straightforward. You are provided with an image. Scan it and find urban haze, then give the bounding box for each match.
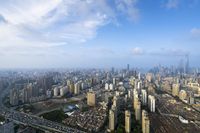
[0,0,200,133]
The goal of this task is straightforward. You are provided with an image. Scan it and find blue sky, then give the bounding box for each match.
[0,0,200,68]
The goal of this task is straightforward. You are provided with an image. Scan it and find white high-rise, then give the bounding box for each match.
[141,89,147,105]
[148,95,155,112]
[109,83,114,90]
[105,83,109,90]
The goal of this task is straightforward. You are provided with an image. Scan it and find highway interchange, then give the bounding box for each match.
[0,86,86,133]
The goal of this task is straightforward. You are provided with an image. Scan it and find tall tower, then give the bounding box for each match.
[148,95,155,112]
[109,106,117,132]
[87,91,96,106]
[125,110,131,133]
[127,64,130,71]
[185,54,189,74]
[10,88,19,106]
[141,89,147,105]
[142,110,150,133]
[172,83,180,97]
[135,100,141,122]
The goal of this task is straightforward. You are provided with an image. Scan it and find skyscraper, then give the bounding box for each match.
[74,82,80,95]
[87,91,96,106]
[23,83,33,103]
[172,83,180,97]
[125,110,131,133]
[10,88,19,106]
[148,95,155,112]
[187,92,195,105]
[141,89,147,105]
[142,110,150,133]
[179,90,187,101]
[184,54,189,74]
[109,106,117,132]
[135,100,141,122]
[127,64,130,71]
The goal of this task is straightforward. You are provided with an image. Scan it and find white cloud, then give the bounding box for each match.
[190,28,200,37]
[165,0,179,9]
[0,0,140,54]
[0,0,143,68]
[132,47,144,55]
[115,0,140,22]
[0,0,115,51]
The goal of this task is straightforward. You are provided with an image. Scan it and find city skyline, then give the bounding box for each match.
[0,0,200,68]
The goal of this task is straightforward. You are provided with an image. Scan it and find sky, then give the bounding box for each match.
[0,0,200,69]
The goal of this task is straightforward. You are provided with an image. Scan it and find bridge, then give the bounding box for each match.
[5,111,86,133]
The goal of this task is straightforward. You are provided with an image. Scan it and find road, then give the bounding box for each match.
[0,86,86,133]
[5,110,86,133]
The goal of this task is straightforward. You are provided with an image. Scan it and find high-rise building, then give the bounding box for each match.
[128,90,133,100]
[127,64,130,71]
[146,73,153,82]
[184,54,189,74]
[109,83,114,90]
[148,95,155,112]
[105,83,109,90]
[10,88,19,106]
[172,83,180,96]
[133,93,139,110]
[179,90,187,101]
[113,78,116,85]
[42,76,53,94]
[135,100,141,122]
[74,82,80,95]
[53,87,59,97]
[142,110,150,133]
[125,110,131,133]
[138,72,141,80]
[23,84,33,103]
[188,92,195,104]
[60,87,67,96]
[111,67,115,74]
[87,91,96,106]
[113,96,119,115]
[137,81,142,90]
[141,89,147,105]
[69,83,74,93]
[198,87,200,95]
[109,106,117,132]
